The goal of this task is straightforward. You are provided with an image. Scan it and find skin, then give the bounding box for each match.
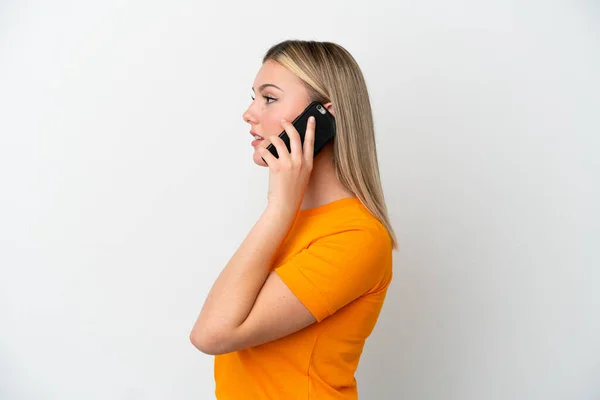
[189,60,355,355]
[245,60,356,210]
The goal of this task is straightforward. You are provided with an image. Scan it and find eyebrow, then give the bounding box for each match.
[251,83,284,92]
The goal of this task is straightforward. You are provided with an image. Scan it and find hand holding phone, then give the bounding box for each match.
[261,101,336,164]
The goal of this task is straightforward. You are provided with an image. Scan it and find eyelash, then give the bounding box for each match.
[251,95,276,104]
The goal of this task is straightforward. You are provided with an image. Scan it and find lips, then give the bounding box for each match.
[250,130,265,147]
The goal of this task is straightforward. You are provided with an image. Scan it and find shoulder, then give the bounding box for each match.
[317,203,393,255]
[309,210,393,278]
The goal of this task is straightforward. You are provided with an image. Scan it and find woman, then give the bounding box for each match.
[190,40,399,399]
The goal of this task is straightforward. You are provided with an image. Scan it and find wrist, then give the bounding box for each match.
[265,199,297,214]
[263,203,298,226]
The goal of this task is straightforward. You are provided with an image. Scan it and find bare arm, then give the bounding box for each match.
[190,117,318,355]
[189,206,315,355]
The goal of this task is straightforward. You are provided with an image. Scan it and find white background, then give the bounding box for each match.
[1,1,598,399]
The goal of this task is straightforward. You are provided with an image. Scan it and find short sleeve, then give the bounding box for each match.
[274,225,392,322]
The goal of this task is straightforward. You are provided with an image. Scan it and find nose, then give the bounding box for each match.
[243,105,257,125]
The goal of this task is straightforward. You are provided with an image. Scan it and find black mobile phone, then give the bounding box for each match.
[261,101,336,163]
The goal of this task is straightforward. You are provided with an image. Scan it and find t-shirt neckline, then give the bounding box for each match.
[298,197,362,217]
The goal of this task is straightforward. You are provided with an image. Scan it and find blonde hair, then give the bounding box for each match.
[263,40,399,251]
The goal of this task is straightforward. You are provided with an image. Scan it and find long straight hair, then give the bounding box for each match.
[263,40,399,250]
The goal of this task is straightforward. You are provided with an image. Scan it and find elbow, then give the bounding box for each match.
[189,327,231,356]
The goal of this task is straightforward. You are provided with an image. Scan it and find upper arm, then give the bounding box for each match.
[274,225,392,322]
[203,270,317,355]
[202,224,391,355]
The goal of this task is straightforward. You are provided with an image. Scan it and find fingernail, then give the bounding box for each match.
[281,119,286,123]
[309,116,315,123]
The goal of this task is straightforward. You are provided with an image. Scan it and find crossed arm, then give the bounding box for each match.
[189,207,316,355]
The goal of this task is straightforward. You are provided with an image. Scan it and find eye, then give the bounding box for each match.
[250,95,277,104]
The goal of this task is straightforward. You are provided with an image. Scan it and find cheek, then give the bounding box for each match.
[264,117,283,135]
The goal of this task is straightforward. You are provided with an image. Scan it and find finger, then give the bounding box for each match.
[303,116,316,164]
[281,119,302,162]
[267,134,290,163]
[258,147,277,167]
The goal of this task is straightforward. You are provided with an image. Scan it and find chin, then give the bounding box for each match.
[252,149,268,167]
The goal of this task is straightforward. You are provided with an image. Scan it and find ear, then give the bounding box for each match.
[323,102,335,118]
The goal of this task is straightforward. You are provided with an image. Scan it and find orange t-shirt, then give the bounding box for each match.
[214,197,394,399]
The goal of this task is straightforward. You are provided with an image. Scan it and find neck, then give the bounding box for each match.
[300,144,356,211]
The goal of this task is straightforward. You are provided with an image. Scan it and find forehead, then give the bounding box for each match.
[253,60,303,90]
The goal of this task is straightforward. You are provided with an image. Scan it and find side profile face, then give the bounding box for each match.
[243,60,312,167]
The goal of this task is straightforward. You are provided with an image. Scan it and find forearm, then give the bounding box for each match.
[192,206,296,341]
